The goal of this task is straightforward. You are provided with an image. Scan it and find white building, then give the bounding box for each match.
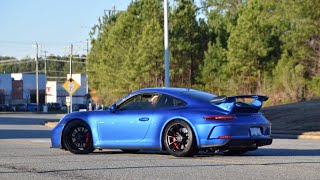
[0,73,88,105]
[11,73,46,103]
[0,74,13,104]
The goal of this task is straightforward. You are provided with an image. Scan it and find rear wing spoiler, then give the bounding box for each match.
[210,95,269,113]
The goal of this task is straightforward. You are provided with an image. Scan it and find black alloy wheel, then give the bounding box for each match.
[63,121,95,154]
[163,120,198,157]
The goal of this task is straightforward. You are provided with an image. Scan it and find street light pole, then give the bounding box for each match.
[35,42,39,112]
[86,39,89,95]
[43,50,47,104]
[164,0,170,87]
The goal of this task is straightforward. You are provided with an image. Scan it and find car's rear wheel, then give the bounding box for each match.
[63,121,95,154]
[163,120,198,157]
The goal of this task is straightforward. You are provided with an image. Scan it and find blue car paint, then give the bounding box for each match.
[51,87,272,151]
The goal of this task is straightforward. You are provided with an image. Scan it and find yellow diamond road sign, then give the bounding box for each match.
[62,78,80,95]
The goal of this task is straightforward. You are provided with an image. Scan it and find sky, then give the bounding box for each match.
[0,0,133,59]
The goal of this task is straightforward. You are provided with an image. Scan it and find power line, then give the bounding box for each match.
[0,59,32,64]
[0,40,78,46]
[46,58,86,63]
[0,40,33,45]
[47,76,68,79]
[0,60,35,66]
[47,70,69,73]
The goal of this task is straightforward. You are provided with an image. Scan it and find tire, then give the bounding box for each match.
[163,120,198,157]
[121,149,140,153]
[63,121,95,154]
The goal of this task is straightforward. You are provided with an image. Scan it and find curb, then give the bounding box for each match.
[272,134,320,140]
[272,130,320,140]
[45,121,59,128]
[44,115,64,128]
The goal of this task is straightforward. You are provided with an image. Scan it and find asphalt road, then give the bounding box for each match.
[0,114,319,180]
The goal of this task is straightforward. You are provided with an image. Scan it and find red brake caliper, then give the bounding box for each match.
[173,134,180,150]
[85,132,90,147]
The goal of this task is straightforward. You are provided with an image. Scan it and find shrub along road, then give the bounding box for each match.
[262,99,320,139]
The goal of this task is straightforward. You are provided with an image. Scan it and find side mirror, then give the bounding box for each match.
[109,104,117,113]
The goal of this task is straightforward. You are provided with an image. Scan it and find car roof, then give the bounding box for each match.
[137,87,195,93]
[134,87,216,105]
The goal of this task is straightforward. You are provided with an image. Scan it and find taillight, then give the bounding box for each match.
[204,114,235,120]
[218,135,231,139]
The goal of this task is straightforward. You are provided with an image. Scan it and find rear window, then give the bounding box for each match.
[156,94,187,109]
[180,91,216,102]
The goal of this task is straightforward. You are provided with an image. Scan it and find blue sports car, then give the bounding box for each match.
[51,88,272,157]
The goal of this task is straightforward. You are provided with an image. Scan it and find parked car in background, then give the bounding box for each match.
[26,103,43,112]
[72,104,87,111]
[61,104,67,111]
[15,104,27,111]
[0,104,15,111]
[48,103,61,111]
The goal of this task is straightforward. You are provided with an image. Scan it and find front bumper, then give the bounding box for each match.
[51,123,64,148]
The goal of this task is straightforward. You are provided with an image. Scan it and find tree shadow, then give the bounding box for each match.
[246,148,320,156]
[33,161,320,174]
[0,129,51,139]
[88,147,320,157]
[0,117,56,125]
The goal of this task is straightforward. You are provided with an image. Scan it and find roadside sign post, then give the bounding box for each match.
[66,96,71,113]
[62,78,80,113]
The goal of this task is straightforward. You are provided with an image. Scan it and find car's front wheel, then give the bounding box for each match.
[63,121,95,154]
[163,120,198,157]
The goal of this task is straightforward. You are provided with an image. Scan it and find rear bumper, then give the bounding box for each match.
[200,137,272,148]
[226,138,272,147]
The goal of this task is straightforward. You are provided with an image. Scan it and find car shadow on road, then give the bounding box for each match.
[89,148,320,157]
[196,148,320,157]
[0,117,56,125]
[36,161,320,174]
[244,148,320,156]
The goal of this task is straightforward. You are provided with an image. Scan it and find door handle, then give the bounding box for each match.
[139,117,150,121]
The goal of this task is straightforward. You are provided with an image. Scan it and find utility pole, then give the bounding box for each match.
[86,39,89,58]
[86,39,89,95]
[35,42,39,112]
[104,6,124,19]
[70,44,73,113]
[164,0,170,87]
[43,50,48,104]
[43,50,47,76]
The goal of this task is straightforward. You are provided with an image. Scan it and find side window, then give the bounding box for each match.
[117,93,160,110]
[156,94,187,109]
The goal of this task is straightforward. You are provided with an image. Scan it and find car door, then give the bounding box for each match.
[98,93,160,143]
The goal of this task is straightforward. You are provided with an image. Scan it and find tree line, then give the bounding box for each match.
[2,0,319,106]
[87,0,320,105]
